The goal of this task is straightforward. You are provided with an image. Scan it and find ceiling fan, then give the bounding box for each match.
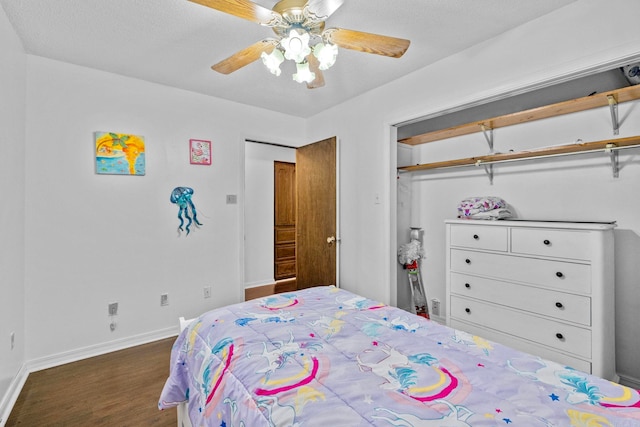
[190,0,411,89]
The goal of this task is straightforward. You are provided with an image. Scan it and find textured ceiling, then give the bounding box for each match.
[1,0,578,118]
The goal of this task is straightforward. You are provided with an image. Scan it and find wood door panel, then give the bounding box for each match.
[275,243,296,259]
[275,226,296,244]
[275,260,297,278]
[296,137,336,289]
[274,162,296,281]
[274,162,296,226]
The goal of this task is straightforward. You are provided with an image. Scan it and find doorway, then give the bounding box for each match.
[243,137,338,299]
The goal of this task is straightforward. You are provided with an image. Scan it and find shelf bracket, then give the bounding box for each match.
[480,124,494,151]
[475,160,494,185]
[604,143,619,178]
[607,95,619,135]
[611,150,619,178]
[484,164,494,185]
[479,124,495,184]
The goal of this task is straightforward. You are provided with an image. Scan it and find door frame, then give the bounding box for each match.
[335,137,341,288]
[238,136,340,302]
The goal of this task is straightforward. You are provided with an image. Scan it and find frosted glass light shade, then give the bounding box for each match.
[313,42,338,70]
[281,29,311,63]
[293,61,315,83]
[261,48,285,76]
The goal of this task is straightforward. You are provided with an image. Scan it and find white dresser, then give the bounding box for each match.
[445,219,616,380]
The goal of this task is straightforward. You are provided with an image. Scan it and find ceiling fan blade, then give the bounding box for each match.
[306,54,325,89]
[190,0,283,26]
[304,0,344,21]
[324,28,410,58]
[211,39,277,74]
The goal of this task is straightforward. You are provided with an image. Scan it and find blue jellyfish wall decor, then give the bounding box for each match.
[170,187,202,235]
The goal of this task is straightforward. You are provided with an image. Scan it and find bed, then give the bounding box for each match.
[158,285,640,426]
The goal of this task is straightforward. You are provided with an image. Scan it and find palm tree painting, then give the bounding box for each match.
[95,131,146,175]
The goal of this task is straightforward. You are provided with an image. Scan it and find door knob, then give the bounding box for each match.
[327,236,337,246]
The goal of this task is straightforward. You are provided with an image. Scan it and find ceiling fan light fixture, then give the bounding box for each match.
[293,61,316,84]
[313,42,338,70]
[200,0,409,89]
[261,48,285,76]
[281,29,311,63]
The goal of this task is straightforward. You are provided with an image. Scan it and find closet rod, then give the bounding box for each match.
[463,143,637,169]
[397,135,640,173]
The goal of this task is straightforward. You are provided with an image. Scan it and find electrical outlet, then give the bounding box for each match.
[161,293,169,306]
[10,332,15,350]
[431,299,440,317]
[203,286,212,299]
[226,194,237,204]
[108,302,118,316]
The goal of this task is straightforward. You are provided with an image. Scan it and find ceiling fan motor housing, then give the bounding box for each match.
[273,0,306,22]
[272,0,325,38]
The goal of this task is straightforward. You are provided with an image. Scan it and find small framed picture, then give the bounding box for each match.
[189,139,212,165]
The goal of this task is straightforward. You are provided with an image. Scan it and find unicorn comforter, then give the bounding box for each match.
[159,286,640,426]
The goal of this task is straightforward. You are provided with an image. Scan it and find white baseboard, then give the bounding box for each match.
[428,314,446,325]
[27,326,177,373]
[0,364,29,427]
[0,327,177,426]
[619,373,640,389]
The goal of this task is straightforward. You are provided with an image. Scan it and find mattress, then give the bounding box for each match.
[159,285,640,426]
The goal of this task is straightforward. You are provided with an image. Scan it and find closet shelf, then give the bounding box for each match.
[399,84,640,146]
[397,135,640,173]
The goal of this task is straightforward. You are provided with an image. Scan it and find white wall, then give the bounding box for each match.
[306,95,395,303]
[22,56,306,364]
[307,0,640,386]
[244,142,296,287]
[0,5,26,420]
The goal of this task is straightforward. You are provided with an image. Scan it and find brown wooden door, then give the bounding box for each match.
[296,137,337,289]
[274,161,296,280]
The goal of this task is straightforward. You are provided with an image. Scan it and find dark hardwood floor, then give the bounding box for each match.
[6,337,177,426]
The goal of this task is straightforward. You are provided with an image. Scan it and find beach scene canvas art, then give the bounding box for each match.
[95,131,146,175]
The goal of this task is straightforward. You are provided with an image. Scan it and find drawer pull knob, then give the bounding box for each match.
[473,234,479,240]
[555,333,564,340]
[465,283,471,289]
[465,259,471,264]
[555,302,564,308]
[543,239,551,245]
[556,271,564,278]
[465,308,471,314]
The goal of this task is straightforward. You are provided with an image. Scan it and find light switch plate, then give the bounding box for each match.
[108,302,118,316]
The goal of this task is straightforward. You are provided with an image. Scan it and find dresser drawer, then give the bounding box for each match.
[450,249,591,294]
[450,224,508,251]
[450,296,592,358]
[450,273,591,325]
[450,319,592,374]
[511,228,592,261]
